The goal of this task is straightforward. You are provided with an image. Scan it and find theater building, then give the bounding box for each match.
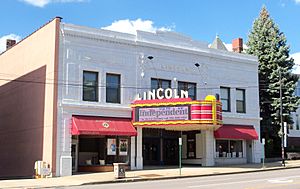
[289,78,300,149]
[0,17,261,178]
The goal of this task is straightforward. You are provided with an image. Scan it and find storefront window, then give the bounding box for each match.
[83,71,98,102]
[230,140,243,158]
[178,81,197,100]
[216,140,243,158]
[106,73,121,103]
[78,136,129,166]
[216,140,229,157]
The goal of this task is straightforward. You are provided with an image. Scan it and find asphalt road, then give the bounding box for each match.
[60,168,300,189]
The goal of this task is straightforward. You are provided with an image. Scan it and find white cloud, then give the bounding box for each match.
[21,0,87,7]
[102,19,174,35]
[292,52,300,74]
[0,34,22,53]
[294,0,300,4]
[224,43,232,51]
[224,43,248,52]
[21,0,49,7]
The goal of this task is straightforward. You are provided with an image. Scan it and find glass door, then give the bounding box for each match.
[143,138,160,165]
[163,138,179,165]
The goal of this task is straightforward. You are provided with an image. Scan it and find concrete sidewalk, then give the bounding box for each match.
[1,160,300,189]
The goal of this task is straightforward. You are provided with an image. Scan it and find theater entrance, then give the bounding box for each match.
[142,128,180,166]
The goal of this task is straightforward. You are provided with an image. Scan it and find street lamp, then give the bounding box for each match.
[140,56,154,77]
[194,63,208,96]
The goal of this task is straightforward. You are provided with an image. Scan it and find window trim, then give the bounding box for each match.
[82,70,98,102]
[220,86,231,112]
[236,88,246,113]
[106,73,121,104]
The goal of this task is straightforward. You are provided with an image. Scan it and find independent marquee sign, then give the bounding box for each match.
[131,89,222,131]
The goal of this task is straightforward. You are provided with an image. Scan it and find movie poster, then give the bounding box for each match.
[119,139,128,156]
[107,138,116,155]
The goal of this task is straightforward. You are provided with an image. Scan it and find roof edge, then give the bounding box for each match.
[0,17,62,56]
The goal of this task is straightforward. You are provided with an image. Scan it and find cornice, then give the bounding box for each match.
[61,23,258,66]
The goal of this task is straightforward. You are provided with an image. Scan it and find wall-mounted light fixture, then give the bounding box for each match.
[147,56,154,60]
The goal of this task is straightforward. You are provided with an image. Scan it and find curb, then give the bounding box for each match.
[82,165,300,186]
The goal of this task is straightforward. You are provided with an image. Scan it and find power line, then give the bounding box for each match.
[0,76,298,92]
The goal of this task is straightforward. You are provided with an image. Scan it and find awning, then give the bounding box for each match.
[72,116,137,136]
[214,125,258,140]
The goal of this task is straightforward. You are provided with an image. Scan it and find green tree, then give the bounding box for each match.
[246,6,299,157]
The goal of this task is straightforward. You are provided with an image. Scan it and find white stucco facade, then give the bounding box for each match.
[288,80,300,149]
[55,23,261,176]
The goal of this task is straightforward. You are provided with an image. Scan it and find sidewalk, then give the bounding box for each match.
[1,160,300,189]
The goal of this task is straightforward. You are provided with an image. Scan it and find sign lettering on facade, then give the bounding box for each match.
[138,106,189,122]
[136,88,189,100]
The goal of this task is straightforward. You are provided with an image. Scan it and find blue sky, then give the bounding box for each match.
[1,0,300,63]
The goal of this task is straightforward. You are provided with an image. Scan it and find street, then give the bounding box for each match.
[60,168,300,189]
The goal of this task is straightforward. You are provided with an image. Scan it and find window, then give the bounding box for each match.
[236,89,246,113]
[106,73,121,103]
[178,81,197,100]
[295,82,300,97]
[216,140,228,157]
[229,140,243,156]
[78,136,129,165]
[83,71,98,102]
[151,78,171,98]
[151,78,171,90]
[296,114,300,130]
[216,140,243,158]
[220,87,230,112]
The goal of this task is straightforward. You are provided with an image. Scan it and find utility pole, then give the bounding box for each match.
[279,70,285,167]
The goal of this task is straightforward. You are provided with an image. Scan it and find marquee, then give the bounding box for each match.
[131,95,223,131]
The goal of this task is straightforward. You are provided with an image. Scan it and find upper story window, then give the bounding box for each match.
[296,114,300,130]
[83,71,98,102]
[151,78,171,90]
[220,87,230,112]
[151,78,171,99]
[236,88,246,113]
[106,73,121,103]
[295,82,300,97]
[178,81,197,100]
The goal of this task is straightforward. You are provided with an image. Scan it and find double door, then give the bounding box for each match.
[143,138,160,165]
[143,137,179,165]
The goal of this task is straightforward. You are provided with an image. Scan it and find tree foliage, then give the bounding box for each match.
[246,6,299,156]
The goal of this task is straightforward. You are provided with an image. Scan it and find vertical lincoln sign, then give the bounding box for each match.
[138,106,189,122]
